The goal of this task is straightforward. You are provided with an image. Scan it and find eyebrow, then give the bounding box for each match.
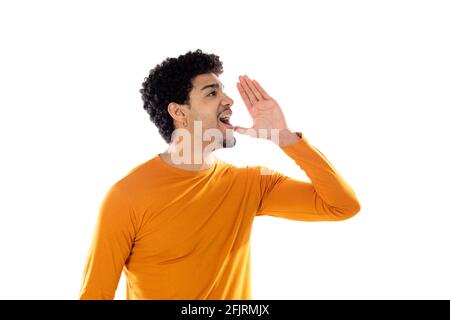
[200,82,224,91]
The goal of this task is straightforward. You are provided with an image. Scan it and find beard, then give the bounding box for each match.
[220,126,236,149]
[222,135,236,148]
[197,120,236,151]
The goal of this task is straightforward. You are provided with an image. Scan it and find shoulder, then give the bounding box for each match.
[113,156,160,189]
[100,156,162,209]
[214,157,281,181]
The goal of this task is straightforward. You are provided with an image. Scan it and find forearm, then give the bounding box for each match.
[280,134,361,216]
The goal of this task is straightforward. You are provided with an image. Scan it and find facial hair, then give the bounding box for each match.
[222,136,236,148]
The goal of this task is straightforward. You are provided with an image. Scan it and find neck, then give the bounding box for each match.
[160,140,217,172]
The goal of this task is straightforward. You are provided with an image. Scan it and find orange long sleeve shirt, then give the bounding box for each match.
[79,133,360,299]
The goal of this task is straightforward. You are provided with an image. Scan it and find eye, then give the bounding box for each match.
[207,91,217,97]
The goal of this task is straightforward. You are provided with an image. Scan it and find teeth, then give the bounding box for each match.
[219,115,230,120]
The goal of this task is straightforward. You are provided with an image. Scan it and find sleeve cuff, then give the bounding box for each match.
[280,131,310,151]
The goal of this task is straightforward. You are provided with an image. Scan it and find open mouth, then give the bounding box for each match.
[218,113,233,129]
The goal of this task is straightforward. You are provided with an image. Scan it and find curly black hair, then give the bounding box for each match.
[140,49,224,144]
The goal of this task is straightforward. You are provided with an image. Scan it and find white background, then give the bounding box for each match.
[1,0,449,299]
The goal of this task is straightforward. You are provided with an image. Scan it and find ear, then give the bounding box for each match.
[167,102,188,123]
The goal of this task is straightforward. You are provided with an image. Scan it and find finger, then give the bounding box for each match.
[253,79,272,100]
[236,82,253,113]
[233,125,258,138]
[239,75,258,105]
[244,75,263,101]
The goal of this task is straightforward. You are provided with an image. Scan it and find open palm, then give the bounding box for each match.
[235,75,289,140]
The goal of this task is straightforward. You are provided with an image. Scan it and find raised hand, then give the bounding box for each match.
[235,75,299,147]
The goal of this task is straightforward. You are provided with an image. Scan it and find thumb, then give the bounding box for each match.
[233,126,257,137]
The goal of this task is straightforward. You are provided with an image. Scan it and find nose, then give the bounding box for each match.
[222,93,234,108]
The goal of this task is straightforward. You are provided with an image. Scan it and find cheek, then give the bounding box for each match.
[201,112,219,127]
[208,114,220,128]
[191,105,219,127]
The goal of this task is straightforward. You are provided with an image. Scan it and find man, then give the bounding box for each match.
[79,49,361,300]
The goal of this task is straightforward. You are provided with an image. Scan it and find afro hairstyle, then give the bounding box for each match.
[140,49,224,143]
